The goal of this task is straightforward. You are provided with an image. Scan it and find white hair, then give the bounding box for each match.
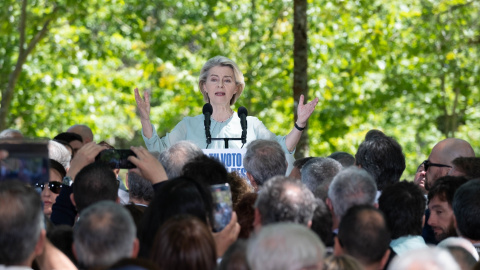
[388,247,460,270]
[48,140,71,169]
[247,223,325,270]
[438,237,479,261]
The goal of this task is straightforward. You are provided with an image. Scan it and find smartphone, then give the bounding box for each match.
[0,139,50,185]
[210,183,233,232]
[95,149,137,169]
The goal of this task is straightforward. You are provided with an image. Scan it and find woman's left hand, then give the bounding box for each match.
[296,94,319,127]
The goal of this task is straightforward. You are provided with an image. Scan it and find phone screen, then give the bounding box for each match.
[95,149,137,169]
[0,139,50,185]
[210,183,233,232]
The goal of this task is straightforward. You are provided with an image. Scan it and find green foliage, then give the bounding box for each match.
[1,0,479,179]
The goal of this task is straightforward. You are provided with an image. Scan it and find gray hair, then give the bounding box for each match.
[158,141,204,179]
[327,166,377,219]
[73,201,136,269]
[0,129,23,138]
[198,56,245,105]
[255,176,316,226]
[0,181,44,265]
[247,223,326,270]
[388,247,460,270]
[243,139,287,186]
[301,157,342,197]
[48,140,71,169]
[127,172,154,203]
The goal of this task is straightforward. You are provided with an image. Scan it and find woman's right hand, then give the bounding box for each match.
[134,88,151,121]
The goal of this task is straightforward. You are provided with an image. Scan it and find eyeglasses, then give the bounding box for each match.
[35,182,63,194]
[422,160,452,172]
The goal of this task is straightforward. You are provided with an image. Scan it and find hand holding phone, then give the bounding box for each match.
[210,183,233,232]
[95,149,137,169]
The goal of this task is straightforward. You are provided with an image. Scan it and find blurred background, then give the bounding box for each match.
[1,0,479,179]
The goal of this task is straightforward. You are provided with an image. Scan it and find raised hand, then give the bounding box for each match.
[128,146,168,184]
[67,142,107,180]
[296,94,319,127]
[212,212,240,258]
[134,88,151,121]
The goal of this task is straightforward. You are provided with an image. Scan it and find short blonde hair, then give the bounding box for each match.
[198,56,245,105]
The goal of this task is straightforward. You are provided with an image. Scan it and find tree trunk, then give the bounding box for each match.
[0,0,55,130]
[293,0,309,158]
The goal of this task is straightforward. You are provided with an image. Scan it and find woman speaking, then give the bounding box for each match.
[135,56,318,155]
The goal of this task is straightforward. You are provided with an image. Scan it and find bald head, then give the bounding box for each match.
[67,125,94,143]
[430,138,475,165]
[426,138,475,188]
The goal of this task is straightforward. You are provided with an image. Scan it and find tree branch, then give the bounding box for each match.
[0,5,59,130]
[19,0,27,56]
[438,1,475,15]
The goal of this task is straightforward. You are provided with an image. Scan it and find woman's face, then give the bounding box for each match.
[203,66,238,107]
[42,169,63,217]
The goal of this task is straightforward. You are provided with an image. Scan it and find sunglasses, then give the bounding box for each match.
[422,160,452,172]
[35,182,63,194]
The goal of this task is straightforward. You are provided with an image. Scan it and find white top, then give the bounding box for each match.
[142,112,293,154]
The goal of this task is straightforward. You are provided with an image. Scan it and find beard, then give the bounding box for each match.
[425,178,433,191]
[434,221,457,242]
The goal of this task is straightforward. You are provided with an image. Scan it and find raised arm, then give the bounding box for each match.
[135,88,153,138]
[285,94,319,152]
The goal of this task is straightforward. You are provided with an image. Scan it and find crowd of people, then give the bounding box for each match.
[1,55,480,270]
[1,124,480,270]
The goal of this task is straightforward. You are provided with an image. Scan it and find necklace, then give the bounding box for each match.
[213,109,234,123]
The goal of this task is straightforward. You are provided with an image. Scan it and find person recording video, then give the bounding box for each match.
[135,55,318,154]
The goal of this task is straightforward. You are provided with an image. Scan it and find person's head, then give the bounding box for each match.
[53,132,84,156]
[288,156,314,180]
[40,159,65,217]
[254,176,316,229]
[137,176,214,258]
[158,141,204,179]
[427,176,468,242]
[0,129,23,139]
[47,225,77,265]
[327,167,377,223]
[335,205,391,269]
[324,254,365,270]
[0,181,45,266]
[198,56,245,106]
[73,201,138,269]
[243,139,287,189]
[234,192,258,239]
[413,162,427,195]
[452,179,480,242]
[443,246,477,270]
[247,223,326,270]
[149,215,216,270]
[354,131,405,191]
[388,247,460,270]
[227,171,252,208]
[127,171,154,205]
[378,181,426,239]
[310,199,334,247]
[449,157,480,180]
[301,157,342,199]
[48,140,71,170]
[182,154,228,185]
[425,138,475,190]
[438,237,480,262]
[67,124,94,143]
[328,152,355,168]
[71,162,119,213]
[218,239,249,270]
